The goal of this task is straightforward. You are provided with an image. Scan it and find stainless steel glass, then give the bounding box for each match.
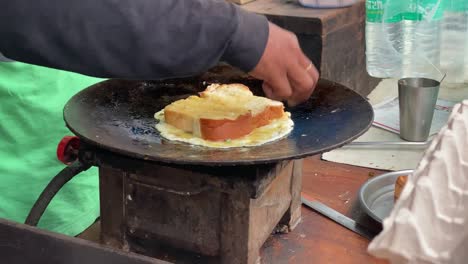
[398,77,441,142]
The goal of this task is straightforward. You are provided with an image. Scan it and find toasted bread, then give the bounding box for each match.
[394,175,408,201]
[163,83,285,141]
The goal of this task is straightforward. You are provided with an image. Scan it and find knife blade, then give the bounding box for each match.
[301,197,378,240]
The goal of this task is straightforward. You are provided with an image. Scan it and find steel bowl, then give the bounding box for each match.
[359,170,414,223]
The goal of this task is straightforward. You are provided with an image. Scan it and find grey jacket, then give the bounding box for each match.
[0,0,268,79]
[0,52,10,61]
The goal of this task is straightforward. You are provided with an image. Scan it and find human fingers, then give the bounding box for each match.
[286,62,315,106]
[297,52,319,86]
[262,73,293,101]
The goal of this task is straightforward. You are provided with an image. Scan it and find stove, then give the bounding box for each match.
[27,66,373,263]
[93,145,303,264]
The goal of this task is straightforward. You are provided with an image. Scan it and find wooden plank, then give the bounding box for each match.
[242,0,364,34]
[301,155,385,214]
[249,161,294,256]
[99,166,126,249]
[0,218,166,264]
[219,191,252,264]
[278,159,303,230]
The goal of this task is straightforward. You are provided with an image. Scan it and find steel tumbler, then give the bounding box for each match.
[398,77,440,142]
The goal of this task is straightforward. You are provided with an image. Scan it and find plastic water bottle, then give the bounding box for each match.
[440,0,467,83]
[465,9,468,82]
[365,0,402,78]
[366,0,443,79]
[401,1,442,78]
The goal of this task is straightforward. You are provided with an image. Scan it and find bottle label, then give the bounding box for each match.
[444,0,465,12]
[366,0,401,23]
[366,0,384,22]
[367,0,446,22]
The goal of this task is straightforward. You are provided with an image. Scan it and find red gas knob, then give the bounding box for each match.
[56,136,80,165]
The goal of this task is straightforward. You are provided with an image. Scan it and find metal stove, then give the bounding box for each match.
[25,66,373,264]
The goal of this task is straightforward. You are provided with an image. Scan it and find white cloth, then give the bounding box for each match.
[368,100,468,264]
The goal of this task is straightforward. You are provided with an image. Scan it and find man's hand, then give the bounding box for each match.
[249,22,319,107]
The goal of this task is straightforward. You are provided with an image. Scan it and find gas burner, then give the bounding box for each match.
[26,66,373,264]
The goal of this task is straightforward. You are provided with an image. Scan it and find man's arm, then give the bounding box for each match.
[0,0,319,105]
[0,0,268,79]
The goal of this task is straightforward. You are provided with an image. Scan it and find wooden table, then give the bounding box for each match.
[259,155,389,264]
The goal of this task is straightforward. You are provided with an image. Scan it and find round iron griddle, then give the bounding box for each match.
[63,78,373,165]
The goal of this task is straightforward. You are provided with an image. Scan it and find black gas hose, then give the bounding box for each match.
[25,161,90,226]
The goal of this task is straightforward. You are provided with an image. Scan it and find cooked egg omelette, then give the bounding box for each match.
[154,110,293,148]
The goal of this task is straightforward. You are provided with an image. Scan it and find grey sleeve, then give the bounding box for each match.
[0,0,269,79]
[0,52,12,62]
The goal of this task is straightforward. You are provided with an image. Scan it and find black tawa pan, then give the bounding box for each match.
[64,76,373,166]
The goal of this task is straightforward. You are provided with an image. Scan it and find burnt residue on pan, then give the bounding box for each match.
[63,65,373,165]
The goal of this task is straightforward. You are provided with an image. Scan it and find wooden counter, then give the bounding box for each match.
[260,155,389,264]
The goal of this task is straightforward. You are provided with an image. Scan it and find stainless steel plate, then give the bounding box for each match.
[359,170,413,223]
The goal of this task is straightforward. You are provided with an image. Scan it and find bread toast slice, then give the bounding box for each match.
[163,83,285,141]
[394,175,408,201]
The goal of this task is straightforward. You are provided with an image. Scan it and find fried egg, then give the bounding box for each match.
[154,110,293,148]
